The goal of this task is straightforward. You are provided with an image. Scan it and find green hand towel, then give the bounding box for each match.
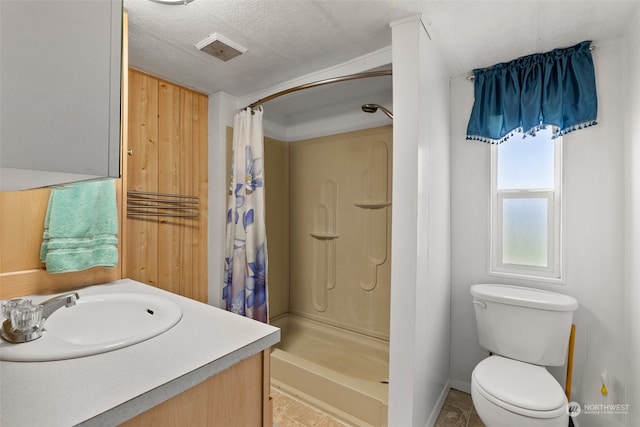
[40,179,118,273]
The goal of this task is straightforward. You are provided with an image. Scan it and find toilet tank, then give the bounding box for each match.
[471,284,578,366]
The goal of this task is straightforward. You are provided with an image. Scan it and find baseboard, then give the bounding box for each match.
[449,379,472,394]
[426,379,451,427]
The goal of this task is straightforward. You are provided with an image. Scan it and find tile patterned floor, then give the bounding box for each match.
[271,387,484,427]
[435,389,486,427]
[271,388,352,427]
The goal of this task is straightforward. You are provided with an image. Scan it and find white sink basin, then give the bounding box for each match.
[0,293,182,362]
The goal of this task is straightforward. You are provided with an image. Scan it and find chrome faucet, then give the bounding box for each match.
[41,292,80,320]
[0,292,80,343]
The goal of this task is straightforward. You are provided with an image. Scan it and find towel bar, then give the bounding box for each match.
[126,191,199,218]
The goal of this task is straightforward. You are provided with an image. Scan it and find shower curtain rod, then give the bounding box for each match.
[244,69,392,110]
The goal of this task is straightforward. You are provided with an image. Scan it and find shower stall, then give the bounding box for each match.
[265,123,393,427]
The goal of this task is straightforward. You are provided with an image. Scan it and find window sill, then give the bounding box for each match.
[488,269,564,285]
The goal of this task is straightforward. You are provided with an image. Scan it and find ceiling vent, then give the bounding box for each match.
[195,33,247,62]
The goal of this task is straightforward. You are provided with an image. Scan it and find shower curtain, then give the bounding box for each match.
[223,107,268,323]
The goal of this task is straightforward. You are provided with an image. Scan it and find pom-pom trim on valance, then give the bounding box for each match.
[466,119,598,144]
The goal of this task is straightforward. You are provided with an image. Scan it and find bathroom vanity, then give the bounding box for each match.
[0,279,280,427]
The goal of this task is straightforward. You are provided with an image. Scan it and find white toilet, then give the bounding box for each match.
[470,284,578,427]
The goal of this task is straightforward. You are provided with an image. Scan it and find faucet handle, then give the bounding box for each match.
[10,303,43,331]
[2,298,32,320]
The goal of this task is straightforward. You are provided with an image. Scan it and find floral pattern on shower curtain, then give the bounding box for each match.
[223,107,268,323]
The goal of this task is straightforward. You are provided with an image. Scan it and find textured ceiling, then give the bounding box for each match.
[125,0,640,110]
[125,0,414,97]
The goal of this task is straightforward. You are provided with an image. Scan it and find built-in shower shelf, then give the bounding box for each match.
[354,201,391,209]
[310,232,340,240]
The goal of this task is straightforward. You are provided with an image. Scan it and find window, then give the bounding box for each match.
[490,128,562,280]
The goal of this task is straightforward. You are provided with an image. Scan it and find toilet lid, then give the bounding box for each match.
[472,356,567,414]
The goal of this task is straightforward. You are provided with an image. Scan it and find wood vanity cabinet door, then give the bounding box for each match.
[121,350,270,427]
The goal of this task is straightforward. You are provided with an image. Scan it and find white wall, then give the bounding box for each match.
[207,92,238,308]
[450,37,629,427]
[277,95,392,142]
[388,16,451,427]
[624,10,640,426]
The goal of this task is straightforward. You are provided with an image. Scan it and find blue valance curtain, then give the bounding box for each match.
[466,40,598,144]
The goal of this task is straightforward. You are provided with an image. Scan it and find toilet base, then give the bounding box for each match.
[471,380,569,427]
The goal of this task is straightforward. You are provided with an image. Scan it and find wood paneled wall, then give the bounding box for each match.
[0,187,125,300]
[126,69,208,303]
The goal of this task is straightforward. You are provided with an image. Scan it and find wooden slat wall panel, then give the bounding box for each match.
[0,188,52,272]
[179,88,194,299]
[127,70,159,287]
[157,81,181,296]
[0,176,124,300]
[194,94,209,303]
[126,69,208,303]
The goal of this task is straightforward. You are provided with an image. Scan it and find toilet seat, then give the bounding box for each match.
[472,355,568,419]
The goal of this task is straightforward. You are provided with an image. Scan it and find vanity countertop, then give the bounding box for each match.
[0,279,280,427]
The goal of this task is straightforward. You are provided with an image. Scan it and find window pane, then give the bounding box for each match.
[502,197,548,267]
[497,128,555,190]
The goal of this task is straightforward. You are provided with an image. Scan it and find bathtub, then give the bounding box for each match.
[270,314,389,427]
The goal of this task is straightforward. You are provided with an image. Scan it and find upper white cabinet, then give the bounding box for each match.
[0,0,122,191]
